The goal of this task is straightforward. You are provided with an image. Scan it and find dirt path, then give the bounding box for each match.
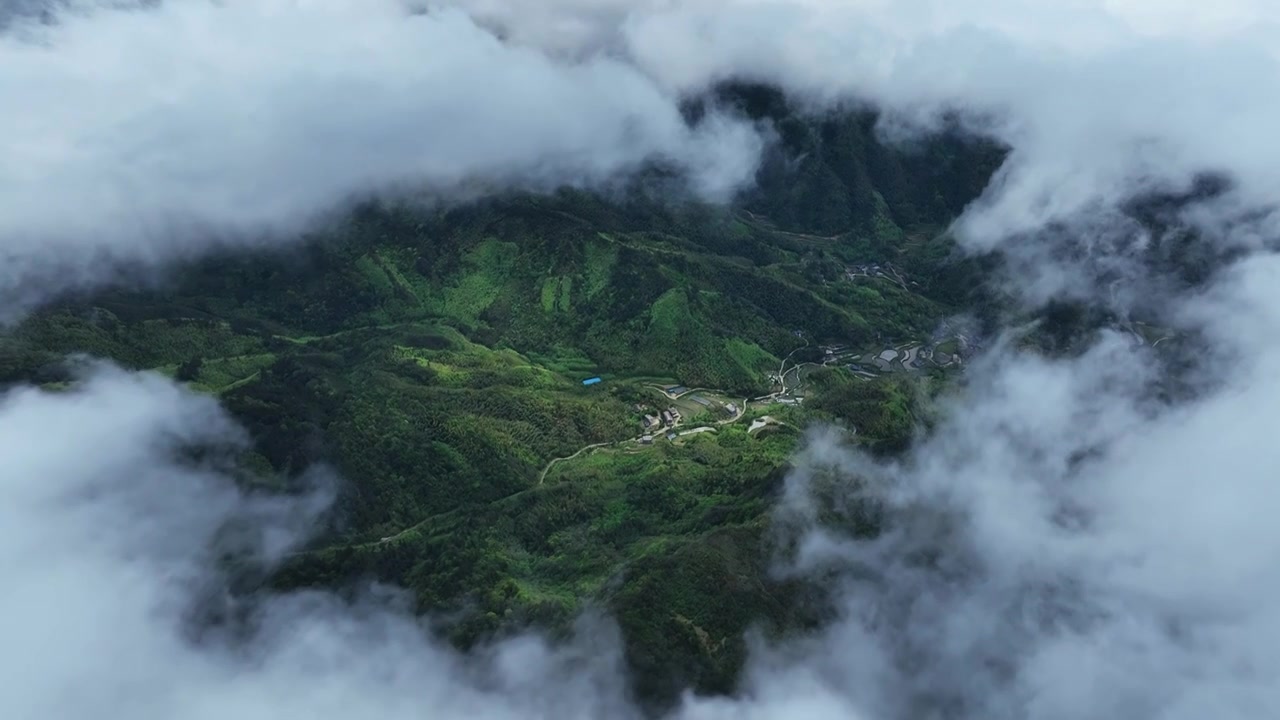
[714,399,749,426]
[541,392,749,485]
[537,337,821,488]
[774,338,810,393]
[739,210,851,242]
[649,384,720,400]
[538,441,612,485]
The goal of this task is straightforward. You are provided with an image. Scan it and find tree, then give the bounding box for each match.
[176,356,204,382]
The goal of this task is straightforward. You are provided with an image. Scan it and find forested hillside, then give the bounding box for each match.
[0,97,1003,709]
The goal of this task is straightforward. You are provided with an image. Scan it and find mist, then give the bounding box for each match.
[4,1,1280,719]
[447,0,1280,256]
[0,366,645,720]
[0,0,762,312]
[701,271,1280,718]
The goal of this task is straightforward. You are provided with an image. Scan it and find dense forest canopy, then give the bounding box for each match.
[8,84,1205,710]
[8,3,1280,720]
[0,94,1006,709]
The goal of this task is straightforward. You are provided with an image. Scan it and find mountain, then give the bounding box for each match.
[0,95,1003,709]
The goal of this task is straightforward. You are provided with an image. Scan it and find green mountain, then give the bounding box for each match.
[0,95,1002,709]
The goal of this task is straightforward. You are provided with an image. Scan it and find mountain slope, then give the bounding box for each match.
[0,101,1002,708]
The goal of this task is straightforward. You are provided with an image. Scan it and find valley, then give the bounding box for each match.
[0,98,1007,709]
[2,4,1266,719]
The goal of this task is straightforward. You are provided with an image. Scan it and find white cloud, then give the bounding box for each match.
[444,0,1280,261]
[9,0,1280,310]
[701,253,1280,718]
[0,367,641,720]
[632,2,1280,249]
[0,0,762,312]
[6,1,1280,719]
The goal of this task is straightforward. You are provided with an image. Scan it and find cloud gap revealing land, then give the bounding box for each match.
[3,2,1280,719]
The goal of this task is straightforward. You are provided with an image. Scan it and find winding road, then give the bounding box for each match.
[538,336,823,488]
[537,441,612,485]
[538,394,748,486]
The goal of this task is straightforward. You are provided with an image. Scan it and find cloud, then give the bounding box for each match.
[5,2,1280,720]
[424,5,1280,718]
[445,0,1280,276]
[690,252,1280,719]
[0,0,762,313]
[9,0,1280,311]
[0,366,645,720]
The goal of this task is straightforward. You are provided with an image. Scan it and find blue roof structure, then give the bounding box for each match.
[582,377,602,386]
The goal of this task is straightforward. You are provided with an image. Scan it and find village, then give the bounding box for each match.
[537,323,983,485]
[634,386,745,444]
[623,330,978,445]
[843,261,915,290]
